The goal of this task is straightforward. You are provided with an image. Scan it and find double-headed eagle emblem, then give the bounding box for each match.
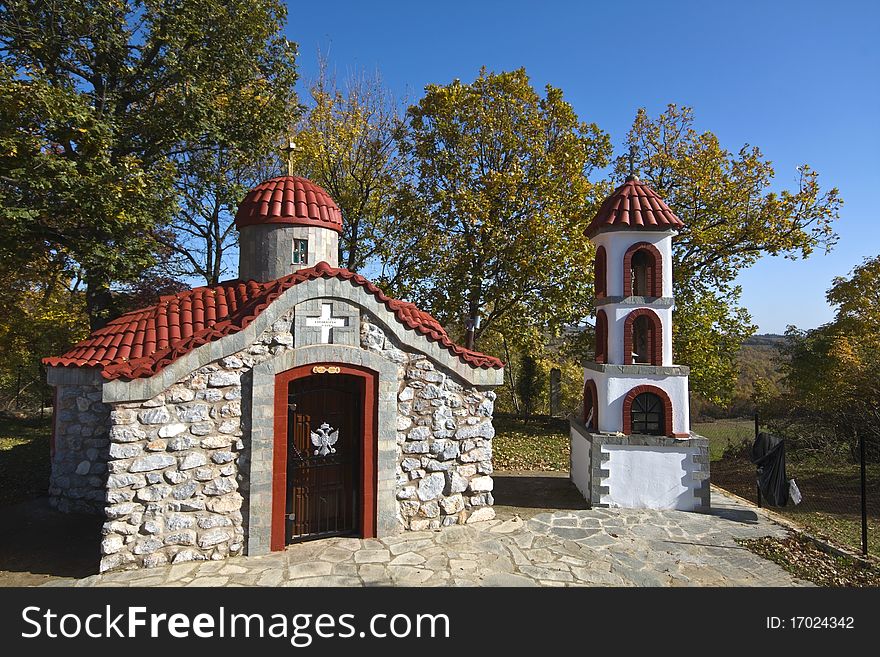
[310,422,339,457]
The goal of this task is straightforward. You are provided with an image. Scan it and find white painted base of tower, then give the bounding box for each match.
[569,418,710,512]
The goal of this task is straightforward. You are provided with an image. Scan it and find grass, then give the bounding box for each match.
[0,414,52,507]
[713,454,880,558]
[492,415,570,472]
[738,533,880,587]
[692,418,755,461]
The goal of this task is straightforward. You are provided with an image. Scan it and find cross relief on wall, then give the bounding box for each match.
[295,299,359,348]
[305,303,347,343]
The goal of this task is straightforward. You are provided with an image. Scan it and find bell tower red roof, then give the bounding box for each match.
[585,176,683,237]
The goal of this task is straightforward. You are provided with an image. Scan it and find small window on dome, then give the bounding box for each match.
[292,239,308,265]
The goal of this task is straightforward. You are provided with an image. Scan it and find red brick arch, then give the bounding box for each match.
[622,385,674,436]
[594,245,607,298]
[623,308,663,366]
[595,309,608,364]
[582,379,598,431]
[623,242,663,298]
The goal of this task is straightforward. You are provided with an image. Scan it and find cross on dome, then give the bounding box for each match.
[282,139,298,177]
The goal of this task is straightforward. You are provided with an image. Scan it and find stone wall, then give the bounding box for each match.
[49,383,109,514]
[361,316,497,529]
[100,310,297,572]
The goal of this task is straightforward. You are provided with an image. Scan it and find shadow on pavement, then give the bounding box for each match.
[0,497,101,586]
[492,471,588,519]
[709,506,761,524]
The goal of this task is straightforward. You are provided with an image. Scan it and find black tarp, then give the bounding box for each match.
[750,431,789,507]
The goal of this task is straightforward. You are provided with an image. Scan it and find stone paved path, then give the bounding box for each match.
[52,488,808,587]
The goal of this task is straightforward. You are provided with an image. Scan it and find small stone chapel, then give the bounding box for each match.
[45,175,503,572]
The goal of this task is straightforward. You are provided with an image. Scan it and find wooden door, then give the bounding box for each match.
[286,373,361,542]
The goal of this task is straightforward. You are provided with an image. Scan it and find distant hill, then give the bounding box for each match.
[739,334,785,389]
[743,333,787,347]
[694,333,787,420]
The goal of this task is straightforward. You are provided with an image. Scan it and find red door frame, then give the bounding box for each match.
[270,363,378,551]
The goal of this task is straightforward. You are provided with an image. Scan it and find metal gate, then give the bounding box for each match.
[286,373,361,542]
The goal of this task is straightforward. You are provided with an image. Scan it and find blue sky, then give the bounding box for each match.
[284,0,879,333]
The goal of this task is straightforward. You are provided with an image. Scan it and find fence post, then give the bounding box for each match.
[755,413,762,508]
[859,429,868,556]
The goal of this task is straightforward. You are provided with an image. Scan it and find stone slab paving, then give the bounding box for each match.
[51,489,809,587]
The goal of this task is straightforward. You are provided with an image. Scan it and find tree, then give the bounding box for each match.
[0,251,87,409]
[616,105,841,403]
[516,352,543,420]
[289,56,412,274]
[398,68,611,350]
[162,143,279,286]
[0,0,297,327]
[769,257,880,460]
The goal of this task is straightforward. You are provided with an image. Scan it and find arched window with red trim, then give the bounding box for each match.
[623,309,662,366]
[623,242,663,298]
[622,385,673,436]
[595,309,608,364]
[582,379,598,431]
[594,246,607,298]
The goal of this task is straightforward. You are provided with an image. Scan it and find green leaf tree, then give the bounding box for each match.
[0,0,298,327]
[0,251,87,408]
[615,104,841,403]
[397,67,612,350]
[771,256,880,460]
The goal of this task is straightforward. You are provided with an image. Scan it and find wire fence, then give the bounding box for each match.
[694,416,879,558]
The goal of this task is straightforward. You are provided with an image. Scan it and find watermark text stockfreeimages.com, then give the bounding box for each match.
[21,605,450,646]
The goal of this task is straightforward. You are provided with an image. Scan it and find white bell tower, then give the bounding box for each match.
[582,175,690,438]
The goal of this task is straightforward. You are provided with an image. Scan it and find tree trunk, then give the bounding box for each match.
[85,269,114,331]
[465,322,476,351]
[346,219,360,270]
[465,297,480,351]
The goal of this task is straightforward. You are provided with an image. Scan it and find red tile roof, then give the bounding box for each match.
[585,176,684,237]
[44,262,503,380]
[234,176,343,234]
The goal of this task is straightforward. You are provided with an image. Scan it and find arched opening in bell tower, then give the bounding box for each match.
[624,309,662,366]
[631,250,652,296]
[623,242,663,298]
[595,309,608,364]
[632,315,653,364]
[594,246,607,297]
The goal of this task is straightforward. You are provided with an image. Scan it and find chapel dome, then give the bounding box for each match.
[585,175,684,238]
[234,175,343,234]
